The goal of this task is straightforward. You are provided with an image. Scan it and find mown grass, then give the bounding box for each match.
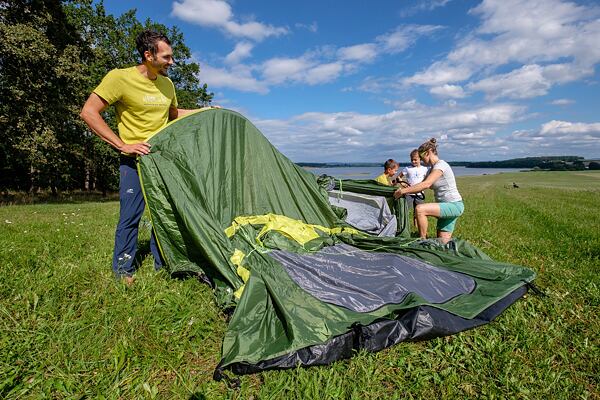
[1,171,598,399]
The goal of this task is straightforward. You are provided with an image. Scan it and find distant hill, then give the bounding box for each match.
[298,156,593,170]
[297,162,381,168]
[463,156,584,169]
[298,162,419,168]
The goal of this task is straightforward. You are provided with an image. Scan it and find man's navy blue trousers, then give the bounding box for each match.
[112,155,163,277]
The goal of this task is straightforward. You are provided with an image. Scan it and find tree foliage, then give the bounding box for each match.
[0,0,213,193]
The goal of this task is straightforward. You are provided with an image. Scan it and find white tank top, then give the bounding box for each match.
[429,160,462,202]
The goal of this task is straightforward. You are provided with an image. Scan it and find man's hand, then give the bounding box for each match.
[394,188,404,199]
[119,142,151,156]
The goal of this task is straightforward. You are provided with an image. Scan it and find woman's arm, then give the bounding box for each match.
[394,169,442,198]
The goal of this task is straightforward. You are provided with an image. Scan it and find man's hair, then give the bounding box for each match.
[384,159,398,170]
[136,30,171,62]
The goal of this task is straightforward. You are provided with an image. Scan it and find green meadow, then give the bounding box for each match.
[1,171,598,399]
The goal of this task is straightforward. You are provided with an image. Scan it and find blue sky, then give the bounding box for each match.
[103,0,600,162]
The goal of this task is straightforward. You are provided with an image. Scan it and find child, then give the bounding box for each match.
[375,159,399,186]
[398,149,428,228]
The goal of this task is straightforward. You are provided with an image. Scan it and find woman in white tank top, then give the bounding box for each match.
[394,138,464,244]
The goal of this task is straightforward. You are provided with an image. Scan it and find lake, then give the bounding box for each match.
[305,166,525,180]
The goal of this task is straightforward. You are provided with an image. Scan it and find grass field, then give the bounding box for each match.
[1,171,598,399]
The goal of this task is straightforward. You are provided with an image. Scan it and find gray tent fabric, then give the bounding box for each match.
[269,243,476,313]
[328,190,397,237]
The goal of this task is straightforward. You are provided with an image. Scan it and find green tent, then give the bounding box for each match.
[138,109,536,378]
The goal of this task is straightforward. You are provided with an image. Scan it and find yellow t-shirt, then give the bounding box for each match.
[94,66,178,144]
[375,173,391,186]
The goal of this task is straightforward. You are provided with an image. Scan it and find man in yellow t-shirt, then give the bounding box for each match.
[80,30,199,284]
[375,159,399,186]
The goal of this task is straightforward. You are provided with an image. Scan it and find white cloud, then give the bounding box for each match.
[468,64,550,99]
[403,0,600,100]
[194,21,443,93]
[540,63,595,84]
[172,0,231,26]
[468,63,594,100]
[254,102,526,162]
[305,62,344,84]
[454,0,599,66]
[472,0,586,37]
[429,84,466,98]
[225,42,254,64]
[337,44,378,62]
[506,120,600,155]
[440,104,522,127]
[200,64,268,94]
[404,62,473,86]
[171,0,288,41]
[223,20,288,42]
[450,129,496,141]
[261,57,310,84]
[256,23,441,88]
[551,98,575,106]
[539,120,600,136]
[203,52,346,90]
[400,0,452,18]
[377,25,443,54]
[295,22,318,33]
[352,76,389,93]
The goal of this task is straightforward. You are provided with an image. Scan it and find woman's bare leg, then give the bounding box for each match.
[415,203,441,239]
[437,230,453,244]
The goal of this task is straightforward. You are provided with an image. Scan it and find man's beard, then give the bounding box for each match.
[158,65,170,76]
[153,60,169,76]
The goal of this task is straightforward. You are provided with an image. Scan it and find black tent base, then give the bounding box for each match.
[214,286,527,379]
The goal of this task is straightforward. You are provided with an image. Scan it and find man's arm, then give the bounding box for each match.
[80,93,151,155]
[168,106,220,121]
[169,107,191,121]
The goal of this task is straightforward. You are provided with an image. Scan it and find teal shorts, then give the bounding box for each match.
[437,201,465,232]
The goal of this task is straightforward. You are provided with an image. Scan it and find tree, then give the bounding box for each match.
[0,0,88,193]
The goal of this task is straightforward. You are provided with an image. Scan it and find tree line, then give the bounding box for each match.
[462,156,586,170]
[0,0,213,195]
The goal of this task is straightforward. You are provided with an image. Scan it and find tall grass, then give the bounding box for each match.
[1,171,598,399]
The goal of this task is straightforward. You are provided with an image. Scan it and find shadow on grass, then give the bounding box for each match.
[189,394,207,400]
[133,238,162,271]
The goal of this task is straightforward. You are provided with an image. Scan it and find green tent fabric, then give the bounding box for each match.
[138,109,536,377]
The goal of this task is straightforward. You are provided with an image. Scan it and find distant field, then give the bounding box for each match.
[1,171,598,399]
